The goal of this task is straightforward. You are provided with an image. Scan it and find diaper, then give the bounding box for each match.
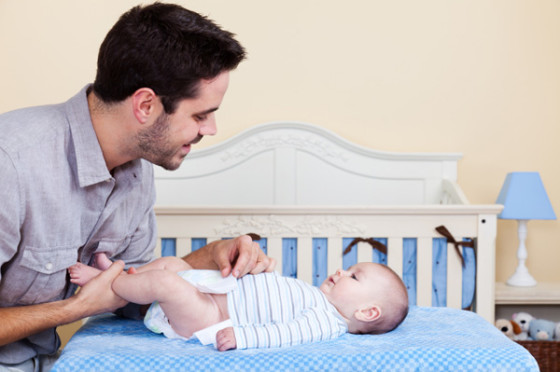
[178,269,238,294]
[144,300,188,340]
[143,270,238,343]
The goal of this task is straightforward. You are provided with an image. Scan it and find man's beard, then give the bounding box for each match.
[136,112,182,171]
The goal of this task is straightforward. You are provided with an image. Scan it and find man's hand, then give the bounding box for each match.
[73,260,128,316]
[216,327,237,351]
[214,235,276,278]
[184,234,276,278]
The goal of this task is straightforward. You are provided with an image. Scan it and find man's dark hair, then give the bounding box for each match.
[92,2,246,113]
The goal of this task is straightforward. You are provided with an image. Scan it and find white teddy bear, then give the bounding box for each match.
[511,312,534,341]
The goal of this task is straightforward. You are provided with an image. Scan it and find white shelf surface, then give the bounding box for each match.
[495,282,560,305]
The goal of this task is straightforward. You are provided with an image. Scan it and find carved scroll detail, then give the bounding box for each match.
[220,134,349,163]
[214,215,364,236]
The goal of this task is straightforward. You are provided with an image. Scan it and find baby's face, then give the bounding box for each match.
[319,262,384,320]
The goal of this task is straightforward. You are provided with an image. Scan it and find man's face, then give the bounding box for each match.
[137,71,230,170]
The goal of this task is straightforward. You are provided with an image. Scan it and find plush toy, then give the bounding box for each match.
[528,318,556,341]
[512,312,534,341]
[495,319,521,340]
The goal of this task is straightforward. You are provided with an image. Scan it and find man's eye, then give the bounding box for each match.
[195,114,207,122]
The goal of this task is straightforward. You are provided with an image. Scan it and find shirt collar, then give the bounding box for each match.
[65,85,143,188]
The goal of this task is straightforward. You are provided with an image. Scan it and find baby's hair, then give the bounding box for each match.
[357,264,409,335]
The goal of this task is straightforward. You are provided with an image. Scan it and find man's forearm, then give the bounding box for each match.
[0,296,85,347]
[0,260,127,346]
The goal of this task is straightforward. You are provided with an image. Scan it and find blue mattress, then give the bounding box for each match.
[52,306,537,372]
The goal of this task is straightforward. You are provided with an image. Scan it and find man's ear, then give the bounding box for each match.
[354,305,381,322]
[131,88,159,124]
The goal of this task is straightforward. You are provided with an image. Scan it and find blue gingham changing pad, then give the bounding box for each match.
[52,306,538,372]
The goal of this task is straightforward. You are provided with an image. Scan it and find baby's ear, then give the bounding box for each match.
[354,305,381,322]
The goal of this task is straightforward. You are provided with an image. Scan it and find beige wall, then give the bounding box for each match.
[1,1,559,283]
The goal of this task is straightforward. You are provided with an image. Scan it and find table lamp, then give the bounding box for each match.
[496,172,556,287]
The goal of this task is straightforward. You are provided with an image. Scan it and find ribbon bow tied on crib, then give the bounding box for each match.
[343,237,388,256]
[435,225,474,268]
[246,233,262,241]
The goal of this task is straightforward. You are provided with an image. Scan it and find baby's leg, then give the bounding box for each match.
[112,270,224,338]
[94,252,113,270]
[94,253,191,273]
[69,254,192,287]
[130,256,193,274]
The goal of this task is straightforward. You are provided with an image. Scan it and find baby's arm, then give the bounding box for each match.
[216,327,237,351]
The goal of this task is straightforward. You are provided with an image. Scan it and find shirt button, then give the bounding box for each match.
[45,263,53,271]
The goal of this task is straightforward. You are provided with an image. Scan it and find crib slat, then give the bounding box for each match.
[416,237,432,307]
[297,237,313,284]
[267,237,283,275]
[446,240,463,309]
[176,238,190,258]
[327,237,343,275]
[387,237,403,277]
[155,239,162,258]
[476,214,497,323]
[357,242,371,264]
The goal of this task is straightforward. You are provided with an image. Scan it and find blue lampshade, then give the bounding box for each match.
[496,172,556,220]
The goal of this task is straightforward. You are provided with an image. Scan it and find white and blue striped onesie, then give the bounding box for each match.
[227,272,348,349]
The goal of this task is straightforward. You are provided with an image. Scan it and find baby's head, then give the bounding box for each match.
[319,262,408,335]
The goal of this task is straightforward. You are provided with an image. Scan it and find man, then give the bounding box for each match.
[0,3,274,370]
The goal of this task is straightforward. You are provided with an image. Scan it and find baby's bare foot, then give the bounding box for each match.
[94,252,113,270]
[68,262,102,286]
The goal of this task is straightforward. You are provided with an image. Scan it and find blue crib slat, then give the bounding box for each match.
[342,237,357,270]
[462,240,475,309]
[191,238,207,252]
[402,238,417,307]
[372,238,388,264]
[256,237,267,255]
[161,238,177,257]
[312,238,328,287]
[282,238,297,278]
[432,238,447,307]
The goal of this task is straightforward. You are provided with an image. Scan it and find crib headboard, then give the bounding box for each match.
[154,122,468,206]
[153,122,502,323]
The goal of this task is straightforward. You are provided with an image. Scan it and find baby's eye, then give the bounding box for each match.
[351,274,358,280]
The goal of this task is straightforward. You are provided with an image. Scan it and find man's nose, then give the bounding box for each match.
[200,115,217,136]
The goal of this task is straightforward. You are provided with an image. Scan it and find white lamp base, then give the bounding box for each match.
[506,267,537,287]
[506,220,537,287]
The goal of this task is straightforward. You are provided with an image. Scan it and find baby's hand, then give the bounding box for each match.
[216,327,237,351]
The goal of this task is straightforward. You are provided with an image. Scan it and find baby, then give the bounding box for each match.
[69,254,408,351]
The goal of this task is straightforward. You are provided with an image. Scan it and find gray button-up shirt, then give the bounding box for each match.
[0,86,157,363]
